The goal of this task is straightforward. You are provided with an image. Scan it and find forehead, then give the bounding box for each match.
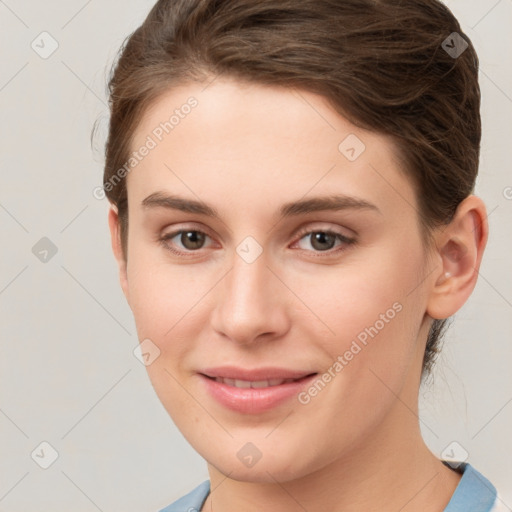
[126,77,417,225]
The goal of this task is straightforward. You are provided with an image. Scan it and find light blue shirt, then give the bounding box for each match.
[159,462,502,512]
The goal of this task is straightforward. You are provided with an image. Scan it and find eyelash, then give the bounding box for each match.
[158,225,356,258]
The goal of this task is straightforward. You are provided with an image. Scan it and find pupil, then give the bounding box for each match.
[312,232,334,251]
[183,231,204,249]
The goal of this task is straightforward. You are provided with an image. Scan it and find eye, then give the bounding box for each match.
[158,226,356,257]
[159,229,213,255]
[293,227,356,254]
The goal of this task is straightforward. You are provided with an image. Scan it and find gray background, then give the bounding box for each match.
[0,1,511,510]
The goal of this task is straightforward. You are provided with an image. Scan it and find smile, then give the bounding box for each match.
[198,368,317,414]
[211,377,300,388]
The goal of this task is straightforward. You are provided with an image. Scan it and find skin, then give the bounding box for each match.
[108,77,488,511]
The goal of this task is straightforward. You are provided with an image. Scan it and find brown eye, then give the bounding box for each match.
[159,230,211,254]
[295,229,355,254]
[309,232,337,251]
[179,231,206,250]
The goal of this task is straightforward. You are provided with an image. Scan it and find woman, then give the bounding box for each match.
[100,0,504,510]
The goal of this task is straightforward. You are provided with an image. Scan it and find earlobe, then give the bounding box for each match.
[426,195,488,320]
[107,205,130,302]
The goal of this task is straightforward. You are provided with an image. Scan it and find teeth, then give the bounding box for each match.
[269,378,286,386]
[234,379,251,388]
[213,377,297,388]
[251,380,271,388]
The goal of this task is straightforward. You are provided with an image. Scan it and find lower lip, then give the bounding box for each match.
[198,374,317,414]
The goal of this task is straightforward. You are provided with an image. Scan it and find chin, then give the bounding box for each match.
[200,440,321,484]
[211,460,305,484]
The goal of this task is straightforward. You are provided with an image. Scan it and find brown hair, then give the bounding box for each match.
[98,0,480,376]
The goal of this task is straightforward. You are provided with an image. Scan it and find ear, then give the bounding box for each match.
[426,195,489,320]
[107,204,130,302]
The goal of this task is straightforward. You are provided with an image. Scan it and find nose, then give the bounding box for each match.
[210,247,290,346]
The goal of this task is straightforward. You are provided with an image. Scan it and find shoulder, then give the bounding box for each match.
[443,462,504,512]
[158,480,210,512]
[158,467,506,512]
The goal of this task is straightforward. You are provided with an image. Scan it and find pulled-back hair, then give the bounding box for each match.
[98,0,480,376]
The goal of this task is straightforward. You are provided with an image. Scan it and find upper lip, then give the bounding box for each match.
[199,366,316,381]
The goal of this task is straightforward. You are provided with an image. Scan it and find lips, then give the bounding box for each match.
[210,377,300,388]
[200,366,315,381]
[198,366,317,414]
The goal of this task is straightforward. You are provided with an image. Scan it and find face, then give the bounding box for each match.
[114,77,437,483]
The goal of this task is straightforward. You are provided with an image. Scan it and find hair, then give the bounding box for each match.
[97,0,481,376]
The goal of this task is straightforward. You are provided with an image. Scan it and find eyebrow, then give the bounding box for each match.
[141,191,381,219]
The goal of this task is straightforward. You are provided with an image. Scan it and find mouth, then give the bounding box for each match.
[197,367,318,414]
[202,374,316,388]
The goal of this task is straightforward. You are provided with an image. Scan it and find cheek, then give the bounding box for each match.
[300,238,427,414]
[290,264,422,459]
[303,241,422,349]
[126,245,203,337]
[125,247,219,411]
[125,252,203,418]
